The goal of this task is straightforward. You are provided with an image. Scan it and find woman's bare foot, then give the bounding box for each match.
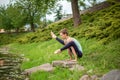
[66,58,72,61]
[66,59,77,62]
[71,59,77,62]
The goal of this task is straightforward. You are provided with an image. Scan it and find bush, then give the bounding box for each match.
[2,3,119,44]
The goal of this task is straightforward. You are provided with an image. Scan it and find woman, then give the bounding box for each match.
[51,28,83,61]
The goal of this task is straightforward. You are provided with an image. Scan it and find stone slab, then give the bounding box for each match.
[52,60,78,68]
[69,64,85,71]
[79,75,98,80]
[24,63,54,74]
[101,70,120,80]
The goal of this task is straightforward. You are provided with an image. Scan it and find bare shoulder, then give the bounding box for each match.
[68,37,73,42]
[64,37,74,44]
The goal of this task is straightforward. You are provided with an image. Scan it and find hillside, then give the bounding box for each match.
[16,2,120,44]
[0,2,120,45]
[9,37,120,80]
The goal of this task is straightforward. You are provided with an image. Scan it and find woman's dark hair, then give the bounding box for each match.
[59,28,68,35]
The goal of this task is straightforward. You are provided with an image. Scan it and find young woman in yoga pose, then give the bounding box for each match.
[51,28,83,61]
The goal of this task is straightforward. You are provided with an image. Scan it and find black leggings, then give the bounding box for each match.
[56,37,82,58]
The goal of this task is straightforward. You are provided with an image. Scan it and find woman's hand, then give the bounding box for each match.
[54,49,61,54]
[51,31,57,39]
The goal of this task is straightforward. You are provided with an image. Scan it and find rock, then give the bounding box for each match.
[0,66,13,70]
[24,63,54,74]
[52,60,84,71]
[80,75,98,80]
[0,60,4,66]
[63,61,78,68]
[91,75,98,80]
[52,60,64,67]
[0,47,25,80]
[80,75,92,80]
[20,54,25,57]
[25,77,29,80]
[52,60,77,68]
[69,64,85,71]
[0,51,9,54]
[101,69,120,80]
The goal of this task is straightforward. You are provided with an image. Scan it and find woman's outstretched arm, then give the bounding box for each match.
[56,37,65,45]
[51,31,64,45]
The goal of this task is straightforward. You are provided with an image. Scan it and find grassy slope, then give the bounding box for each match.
[12,3,120,45]
[1,2,120,80]
[9,37,120,80]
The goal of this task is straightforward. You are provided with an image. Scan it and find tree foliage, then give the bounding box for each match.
[78,0,98,10]
[0,4,27,32]
[6,4,27,31]
[15,0,58,32]
[54,4,63,21]
[0,5,13,31]
[0,0,58,32]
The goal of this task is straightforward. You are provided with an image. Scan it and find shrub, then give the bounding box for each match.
[3,3,119,44]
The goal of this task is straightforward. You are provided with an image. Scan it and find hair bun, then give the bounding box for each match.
[63,28,67,31]
[59,28,68,35]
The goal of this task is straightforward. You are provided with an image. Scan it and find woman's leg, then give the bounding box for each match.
[67,48,73,60]
[60,41,82,57]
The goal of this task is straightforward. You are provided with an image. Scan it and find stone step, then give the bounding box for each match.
[101,70,120,80]
[23,60,85,75]
[52,60,77,68]
[24,63,54,74]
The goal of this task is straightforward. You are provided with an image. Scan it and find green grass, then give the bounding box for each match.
[9,39,67,69]
[30,68,82,80]
[8,37,120,80]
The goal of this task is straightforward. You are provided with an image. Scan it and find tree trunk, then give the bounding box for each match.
[30,22,35,32]
[71,0,82,27]
[16,28,19,33]
[30,16,35,32]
